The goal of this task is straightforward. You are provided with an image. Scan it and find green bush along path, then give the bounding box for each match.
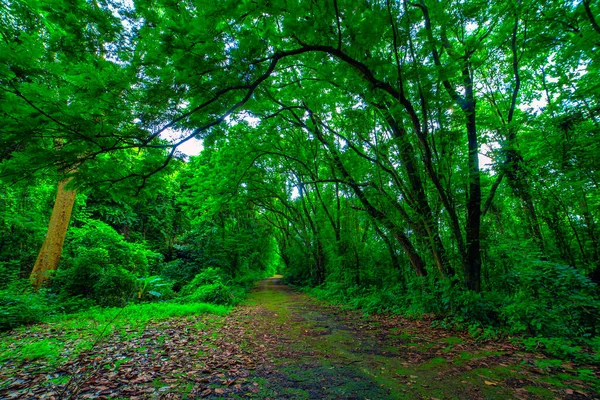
[1,276,598,399]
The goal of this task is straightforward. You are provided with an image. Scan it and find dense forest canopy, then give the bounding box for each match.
[1,0,599,357]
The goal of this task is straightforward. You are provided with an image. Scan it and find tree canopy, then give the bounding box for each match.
[1,0,599,357]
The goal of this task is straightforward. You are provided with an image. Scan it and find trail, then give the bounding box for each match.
[1,276,597,399]
[225,276,547,399]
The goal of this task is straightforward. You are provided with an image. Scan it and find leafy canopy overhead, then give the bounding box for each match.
[1,0,599,292]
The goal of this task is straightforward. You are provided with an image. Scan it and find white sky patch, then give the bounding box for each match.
[160,128,204,156]
[478,152,494,171]
[480,142,500,173]
[465,21,478,34]
[519,96,549,114]
[290,186,300,200]
[225,112,261,127]
[244,115,261,127]
[178,138,204,156]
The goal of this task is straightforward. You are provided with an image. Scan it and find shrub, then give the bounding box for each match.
[500,261,600,339]
[0,260,22,290]
[93,267,137,307]
[180,267,226,294]
[64,219,161,276]
[0,281,50,331]
[136,275,176,302]
[179,268,234,305]
[183,282,233,305]
[52,220,162,307]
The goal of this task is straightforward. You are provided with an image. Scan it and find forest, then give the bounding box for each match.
[1,0,599,398]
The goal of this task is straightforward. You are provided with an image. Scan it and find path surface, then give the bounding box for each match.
[223,276,596,399]
[1,276,598,399]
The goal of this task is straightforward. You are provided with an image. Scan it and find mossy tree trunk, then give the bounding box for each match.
[29,179,77,289]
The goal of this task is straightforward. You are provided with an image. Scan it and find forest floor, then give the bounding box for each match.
[1,276,599,399]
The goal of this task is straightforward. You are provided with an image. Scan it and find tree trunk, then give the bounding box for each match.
[465,101,482,292]
[312,118,428,277]
[30,178,77,289]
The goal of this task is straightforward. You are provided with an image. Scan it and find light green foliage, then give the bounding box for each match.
[0,280,94,331]
[0,339,62,363]
[180,268,234,305]
[58,301,230,329]
[52,220,161,307]
[0,0,598,363]
[65,220,156,275]
[181,282,234,305]
[136,275,175,302]
[0,301,229,365]
[0,180,56,287]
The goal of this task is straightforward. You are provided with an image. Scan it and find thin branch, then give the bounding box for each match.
[482,170,505,217]
[333,0,343,50]
[583,0,600,35]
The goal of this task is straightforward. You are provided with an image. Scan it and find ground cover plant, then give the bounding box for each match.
[0,0,599,397]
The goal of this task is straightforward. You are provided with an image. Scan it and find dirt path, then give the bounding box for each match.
[225,276,597,399]
[1,276,598,399]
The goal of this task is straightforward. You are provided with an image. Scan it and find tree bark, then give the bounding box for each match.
[30,178,77,289]
[465,103,482,292]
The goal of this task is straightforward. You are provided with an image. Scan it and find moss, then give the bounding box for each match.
[420,357,448,369]
[440,336,464,345]
[453,350,505,365]
[524,385,555,397]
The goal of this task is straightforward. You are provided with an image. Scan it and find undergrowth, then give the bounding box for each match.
[300,267,600,364]
[0,301,229,366]
[0,257,271,367]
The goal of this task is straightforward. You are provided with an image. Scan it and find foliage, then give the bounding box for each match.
[0,339,63,363]
[0,0,599,363]
[179,268,234,305]
[57,301,230,329]
[500,262,599,338]
[181,282,234,306]
[0,180,56,286]
[51,220,161,307]
[136,275,176,302]
[0,280,94,332]
[0,283,51,331]
[0,300,230,365]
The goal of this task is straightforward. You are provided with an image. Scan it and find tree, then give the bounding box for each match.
[28,178,76,289]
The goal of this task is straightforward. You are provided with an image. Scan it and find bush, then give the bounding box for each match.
[93,267,137,307]
[52,220,162,307]
[0,283,50,331]
[136,275,176,302]
[64,219,161,276]
[180,267,226,293]
[500,261,600,338]
[183,282,233,305]
[179,268,234,305]
[161,257,209,293]
[53,249,139,307]
[0,278,99,331]
[0,260,22,290]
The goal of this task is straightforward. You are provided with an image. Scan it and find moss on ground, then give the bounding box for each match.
[238,276,598,399]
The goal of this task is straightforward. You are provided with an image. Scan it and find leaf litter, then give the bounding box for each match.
[1,277,598,399]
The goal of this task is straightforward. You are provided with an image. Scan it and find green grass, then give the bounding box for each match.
[55,301,230,327]
[0,301,230,367]
[0,339,63,363]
